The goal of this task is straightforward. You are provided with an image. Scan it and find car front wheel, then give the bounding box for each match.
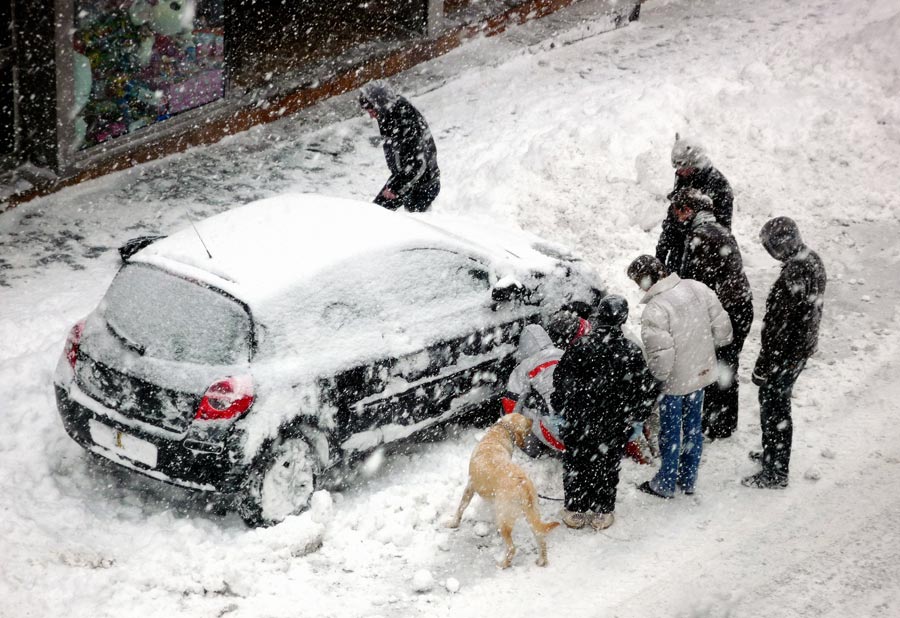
[238,436,317,527]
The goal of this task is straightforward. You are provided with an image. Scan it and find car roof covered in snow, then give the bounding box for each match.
[131,194,560,306]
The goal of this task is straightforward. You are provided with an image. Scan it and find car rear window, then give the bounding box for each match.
[102,264,252,365]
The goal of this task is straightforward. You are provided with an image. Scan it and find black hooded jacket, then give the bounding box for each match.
[754,246,827,380]
[657,166,734,272]
[366,90,439,198]
[679,210,752,314]
[551,326,658,449]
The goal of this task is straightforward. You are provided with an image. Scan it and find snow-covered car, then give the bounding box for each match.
[54,194,604,526]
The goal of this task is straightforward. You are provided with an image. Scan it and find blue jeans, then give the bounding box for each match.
[650,390,705,496]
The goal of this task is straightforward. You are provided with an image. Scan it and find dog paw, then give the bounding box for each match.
[535,557,548,567]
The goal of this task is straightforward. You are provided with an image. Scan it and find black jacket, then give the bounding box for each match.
[551,326,658,448]
[657,166,734,272]
[754,246,827,380]
[375,96,440,197]
[679,211,752,315]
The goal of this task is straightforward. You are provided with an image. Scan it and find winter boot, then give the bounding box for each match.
[590,512,615,531]
[561,509,589,529]
[637,481,673,500]
[625,440,651,465]
[741,470,788,489]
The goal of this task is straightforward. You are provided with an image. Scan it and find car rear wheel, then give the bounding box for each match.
[238,436,317,527]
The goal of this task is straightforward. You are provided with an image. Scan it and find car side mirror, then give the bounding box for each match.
[491,277,530,304]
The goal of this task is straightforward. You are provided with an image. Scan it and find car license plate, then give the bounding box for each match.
[89,420,158,468]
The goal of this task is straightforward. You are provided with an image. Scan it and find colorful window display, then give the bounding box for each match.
[72,1,225,149]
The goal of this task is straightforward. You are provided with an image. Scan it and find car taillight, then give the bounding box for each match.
[65,321,86,369]
[195,375,254,421]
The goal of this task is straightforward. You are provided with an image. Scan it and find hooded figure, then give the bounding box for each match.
[671,188,754,440]
[551,295,658,530]
[743,217,826,489]
[359,81,440,212]
[656,134,734,273]
[501,324,566,455]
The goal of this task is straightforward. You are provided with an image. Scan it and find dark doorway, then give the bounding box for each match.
[1,0,16,163]
[226,1,427,91]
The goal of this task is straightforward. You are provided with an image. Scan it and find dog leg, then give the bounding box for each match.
[498,520,516,569]
[445,482,475,529]
[522,483,558,567]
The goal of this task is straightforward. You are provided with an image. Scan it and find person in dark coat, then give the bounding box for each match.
[743,217,826,489]
[671,188,753,440]
[550,295,658,531]
[359,81,440,213]
[656,134,734,273]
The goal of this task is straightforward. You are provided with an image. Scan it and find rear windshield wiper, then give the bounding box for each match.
[106,318,146,356]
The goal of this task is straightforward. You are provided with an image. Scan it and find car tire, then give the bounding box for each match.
[237,436,318,527]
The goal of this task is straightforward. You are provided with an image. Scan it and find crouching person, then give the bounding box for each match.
[551,295,658,530]
[501,324,566,457]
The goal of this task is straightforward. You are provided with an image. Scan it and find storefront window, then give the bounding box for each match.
[72,0,224,149]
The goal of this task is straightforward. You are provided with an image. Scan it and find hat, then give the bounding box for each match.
[547,310,589,349]
[760,216,803,261]
[671,133,711,169]
[670,187,714,213]
[359,81,399,113]
[594,294,629,327]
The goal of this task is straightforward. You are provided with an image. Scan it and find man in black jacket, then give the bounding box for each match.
[656,134,734,273]
[359,81,440,213]
[671,188,753,440]
[743,217,826,489]
[551,295,658,531]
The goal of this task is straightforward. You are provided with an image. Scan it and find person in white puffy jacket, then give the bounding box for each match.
[626,255,733,498]
[501,324,567,456]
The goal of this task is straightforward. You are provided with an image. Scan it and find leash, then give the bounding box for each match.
[538,493,565,501]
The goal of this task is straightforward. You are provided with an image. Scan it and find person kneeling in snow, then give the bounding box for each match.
[359,81,441,213]
[551,295,659,530]
[501,323,567,457]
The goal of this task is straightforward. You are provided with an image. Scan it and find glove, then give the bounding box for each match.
[751,371,766,387]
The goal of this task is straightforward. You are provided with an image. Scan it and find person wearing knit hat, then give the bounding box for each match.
[656,133,734,274]
[551,294,658,530]
[359,81,441,213]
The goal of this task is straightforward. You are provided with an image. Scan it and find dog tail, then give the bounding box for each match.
[524,482,561,535]
[536,520,560,534]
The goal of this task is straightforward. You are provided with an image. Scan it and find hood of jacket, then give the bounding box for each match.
[691,210,718,230]
[517,324,554,361]
[641,273,682,304]
[360,81,400,114]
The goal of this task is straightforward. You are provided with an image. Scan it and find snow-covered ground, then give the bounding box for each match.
[2,0,900,616]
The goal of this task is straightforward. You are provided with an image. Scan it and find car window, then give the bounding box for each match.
[257,249,492,360]
[101,264,252,365]
[385,248,490,315]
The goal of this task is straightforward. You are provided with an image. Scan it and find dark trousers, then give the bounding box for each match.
[703,300,753,439]
[562,427,628,514]
[759,359,806,478]
[374,179,440,213]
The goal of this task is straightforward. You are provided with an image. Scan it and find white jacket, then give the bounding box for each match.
[503,324,565,450]
[639,274,733,395]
